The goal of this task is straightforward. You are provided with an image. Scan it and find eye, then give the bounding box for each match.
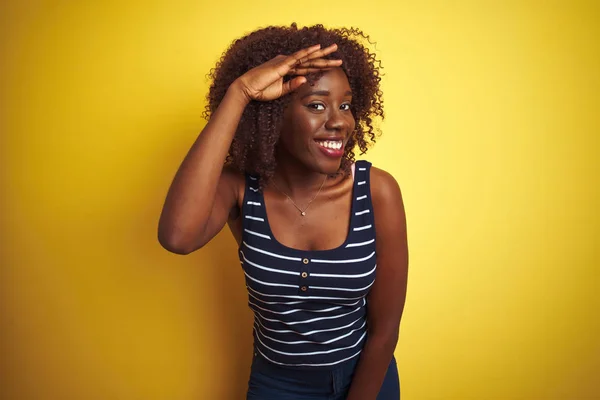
[340,103,352,111]
[307,103,325,111]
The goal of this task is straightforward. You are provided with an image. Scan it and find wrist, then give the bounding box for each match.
[227,80,251,107]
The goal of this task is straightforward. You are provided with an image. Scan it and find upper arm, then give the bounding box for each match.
[195,165,244,250]
[368,166,409,337]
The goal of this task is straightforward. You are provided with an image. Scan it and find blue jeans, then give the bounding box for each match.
[246,352,400,399]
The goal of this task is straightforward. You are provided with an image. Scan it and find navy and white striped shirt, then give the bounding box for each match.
[239,160,376,368]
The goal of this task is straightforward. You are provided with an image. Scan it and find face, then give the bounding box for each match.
[278,67,356,175]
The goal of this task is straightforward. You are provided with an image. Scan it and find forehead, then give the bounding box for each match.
[293,67,351,97]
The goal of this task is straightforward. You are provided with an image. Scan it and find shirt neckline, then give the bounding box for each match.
[258,167,360,255]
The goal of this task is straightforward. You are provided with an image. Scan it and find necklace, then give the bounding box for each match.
[271,175,327,217]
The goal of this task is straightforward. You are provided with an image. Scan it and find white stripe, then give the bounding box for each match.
[345,239,375,248]
[355,209,370,216]
[244,272,297,288]
[255,305,362,326]
[249,300,342,315]
[358,168,366,171]
[311,251,375,264]
[249,187,259,192]
[353,224,372,232]
[311,264,376,278]
[357,181,366,186]
[256,347,362,367]
[254,320,366,345]
[244,229,271,240]
[245,215,264,222]
[330,298,364,306]
[240,251,298,276]
[247,201,261,206]
[356,195,367,201]
[310,279,375,292]
[249,176,258,180]
[247,291,306,306]
[256,330,367,356]
[250,292,363,308]
[248,285,366,301]
[243,241,302,261]
[254,312,364,335]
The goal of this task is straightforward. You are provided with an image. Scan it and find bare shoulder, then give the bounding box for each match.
[221,164,245,186]
[369,165,406,229]
[369,166,403,206]
[220,164,246,216]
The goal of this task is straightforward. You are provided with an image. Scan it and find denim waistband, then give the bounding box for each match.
[250,350,361,395]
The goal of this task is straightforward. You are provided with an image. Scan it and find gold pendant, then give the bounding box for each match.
[301,211,306,216]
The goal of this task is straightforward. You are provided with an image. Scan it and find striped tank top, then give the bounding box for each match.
[239,160,376,368]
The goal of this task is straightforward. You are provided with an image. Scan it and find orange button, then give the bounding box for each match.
[302,258,309,264]
[301,272,308,278]
[300,286,308,292]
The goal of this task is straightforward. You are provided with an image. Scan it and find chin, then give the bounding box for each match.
[314,159,344,176]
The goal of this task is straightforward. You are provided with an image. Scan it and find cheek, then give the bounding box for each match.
[344,116,356,136]
[292,116,323,141]
[278,123,309,153]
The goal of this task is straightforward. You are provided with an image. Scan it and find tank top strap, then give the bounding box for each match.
[242,174,264,214]
[349,160,375,234]
[241,174,272,241]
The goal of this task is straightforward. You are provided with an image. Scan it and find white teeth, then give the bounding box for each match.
[316,140,343,150]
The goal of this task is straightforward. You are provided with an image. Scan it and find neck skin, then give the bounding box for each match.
[272,147,328,199]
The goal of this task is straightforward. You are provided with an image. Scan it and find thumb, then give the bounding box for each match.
[282,76,307,96]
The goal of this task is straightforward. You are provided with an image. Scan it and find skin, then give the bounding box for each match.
[158,44,408,399]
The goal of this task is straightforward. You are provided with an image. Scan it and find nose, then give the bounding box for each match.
[324,109,349,132]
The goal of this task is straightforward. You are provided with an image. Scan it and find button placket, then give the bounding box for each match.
[299,258,310,293]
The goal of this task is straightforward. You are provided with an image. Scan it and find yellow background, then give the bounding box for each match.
[1,1,598,399]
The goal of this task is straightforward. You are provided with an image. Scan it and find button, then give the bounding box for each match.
[300,286,308,292]
[302,258,309,264]
[301,272,308,278]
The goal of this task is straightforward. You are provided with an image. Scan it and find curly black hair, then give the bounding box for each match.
[203,23,384,184]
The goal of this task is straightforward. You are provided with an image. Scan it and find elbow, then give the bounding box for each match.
[157,228,200,255]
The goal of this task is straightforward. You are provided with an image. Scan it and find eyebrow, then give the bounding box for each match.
[300,90,353,99]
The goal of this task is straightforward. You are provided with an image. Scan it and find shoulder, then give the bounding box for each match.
[221,164,246,191]
[368,165,402,204]
[222,164,246,181]
[221,164,246,209]
[367,164,406,227]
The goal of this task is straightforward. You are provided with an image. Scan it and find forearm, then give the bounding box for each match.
[346,332,398,400]
[158,81,249,253]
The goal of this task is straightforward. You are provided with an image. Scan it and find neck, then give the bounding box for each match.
[273,154,327,198]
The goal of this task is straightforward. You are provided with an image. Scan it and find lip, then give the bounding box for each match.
[313,138,345,159]
[314,136,345,141]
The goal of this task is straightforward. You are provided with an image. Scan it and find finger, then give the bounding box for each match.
[281,76,307,96]
[276,44,339,77]
[284,44,323,68]
[287,58,342,75]
[298,58,343,68]
[293,44,339,66]
[289,67,337,75]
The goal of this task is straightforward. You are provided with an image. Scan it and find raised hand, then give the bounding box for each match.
[235,44,342,102]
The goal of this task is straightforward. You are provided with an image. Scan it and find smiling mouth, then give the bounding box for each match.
[314,139,343,150]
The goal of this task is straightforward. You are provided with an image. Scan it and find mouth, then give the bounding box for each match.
[314,139,344,150]
[314,138,345,158]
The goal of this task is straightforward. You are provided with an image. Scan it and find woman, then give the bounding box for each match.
[158,23,408,400]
